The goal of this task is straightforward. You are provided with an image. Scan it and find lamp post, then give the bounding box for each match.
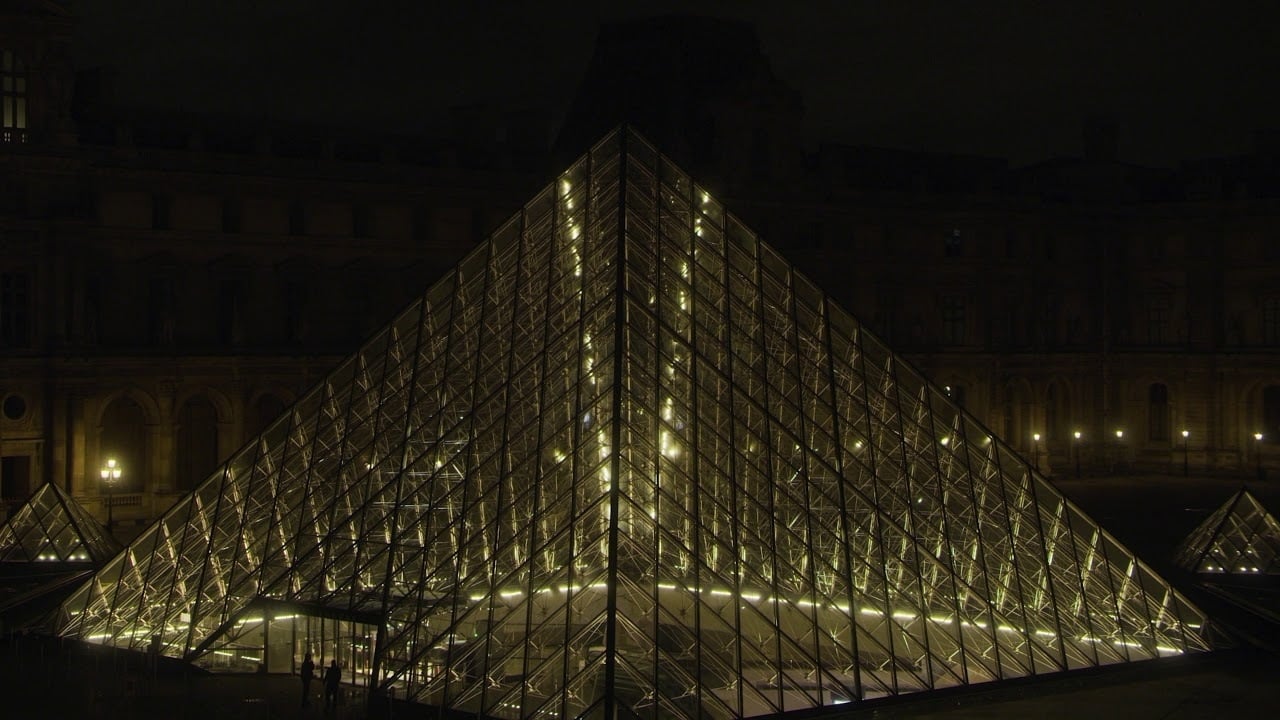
[100,458,121,533]
[1114,429,1124,475]
[1255,432,1264,480]
[1032,433,1041,471]
[1181,430,1190,477]
[1073,431,1082,478]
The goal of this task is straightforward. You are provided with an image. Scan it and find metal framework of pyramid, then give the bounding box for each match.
[1175,488,1280,576]
[0,483,120,564]
[59,128,1212,717]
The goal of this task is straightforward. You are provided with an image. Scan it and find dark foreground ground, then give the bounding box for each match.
[0,474,1276,719]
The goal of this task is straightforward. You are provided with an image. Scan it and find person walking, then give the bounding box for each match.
[324,658,341,710]
[300,653,315,708]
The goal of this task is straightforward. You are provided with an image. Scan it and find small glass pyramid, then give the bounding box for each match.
[0,482,121,564]
[59,129,1213,717]
[1175,488,1280,575]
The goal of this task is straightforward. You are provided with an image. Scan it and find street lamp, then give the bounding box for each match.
[1181,430,1190,477]
[1114,429,1125,475]
[1073,431,1082,478]
[100,458,122,533]
[1032,433,1041,471]
[1255,432,1264,480]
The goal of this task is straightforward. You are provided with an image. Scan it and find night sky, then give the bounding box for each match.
[68,0,1280,167]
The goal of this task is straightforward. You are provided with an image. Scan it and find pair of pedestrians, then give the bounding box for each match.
[300,654,342,709]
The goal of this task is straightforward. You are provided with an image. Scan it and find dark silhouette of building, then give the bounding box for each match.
[0,1,541,531]
[2,5,1279,534]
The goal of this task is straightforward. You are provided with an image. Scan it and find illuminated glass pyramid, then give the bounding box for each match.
[60,128,1212,717]
[0,482,120,564]
[1175,488,1280,576]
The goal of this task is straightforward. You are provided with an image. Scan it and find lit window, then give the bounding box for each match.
[1,50,27,144]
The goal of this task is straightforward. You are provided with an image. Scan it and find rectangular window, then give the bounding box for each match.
[1147,294,1170,345]
[152,194,172,230]
[797,221,823,250]
[945,229,962,257]
[874,286,897,342]
[1263,298,1280,345]
[289,201,306,236]
[1,455,32,504]
[284,277,309,342]
[0,271,32,348]
[222,197,241,234]
[881,227,897,259]
[147,275,175,346]
[83,274,102,344]
[216,276,244,345]
[942,295,966,345]
[1146,237,1166,263]
[352,204,371,238]
[1148,384,1170,442]
[1,50,28,144]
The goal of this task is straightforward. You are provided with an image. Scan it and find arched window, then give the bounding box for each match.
[1264,385,1280,445]
[1148,383,1170,442]
[246,393,288,441]
[176,396,219,491]
[101,397,147,493]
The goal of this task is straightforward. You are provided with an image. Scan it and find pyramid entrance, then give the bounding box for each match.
[190,599,380,687]
[60,128,1215,718]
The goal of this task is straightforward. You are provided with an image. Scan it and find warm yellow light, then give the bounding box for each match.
[1255,432,1264,441]
[1115,430,1124,439]
[1073,431,1082,440]
[100,458,121,481]
[1033,433,1040,442]
[1181,429,1189,438]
